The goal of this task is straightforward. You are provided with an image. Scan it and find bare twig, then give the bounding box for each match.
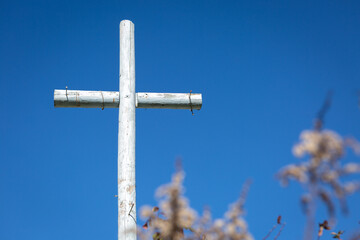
[315,91,333,130]
[263,224,278,240]
[274,223,286,240]
[263,215,282,240]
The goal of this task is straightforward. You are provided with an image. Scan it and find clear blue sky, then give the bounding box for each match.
[1,1,360,239]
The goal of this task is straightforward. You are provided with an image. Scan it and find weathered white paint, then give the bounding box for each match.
[54,90,202,110]
[54,90,119,108]
[118,20,136,240]
[136,92,202,109]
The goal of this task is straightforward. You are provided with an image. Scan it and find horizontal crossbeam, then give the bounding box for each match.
[54,90,202,110]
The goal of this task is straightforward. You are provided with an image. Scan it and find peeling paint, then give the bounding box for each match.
[119,201,127,215]
[126,185,135,194]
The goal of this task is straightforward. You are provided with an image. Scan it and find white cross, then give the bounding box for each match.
[53,20,202,240]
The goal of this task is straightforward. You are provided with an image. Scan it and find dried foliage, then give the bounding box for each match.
[317,220,331,238]
[138,170,253,240]
[277,127,360,218]
[276,94,360,239]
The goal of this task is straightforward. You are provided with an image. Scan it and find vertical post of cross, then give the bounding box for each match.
[118,20,136,240]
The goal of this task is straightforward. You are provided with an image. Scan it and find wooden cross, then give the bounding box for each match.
[53,20,202,240]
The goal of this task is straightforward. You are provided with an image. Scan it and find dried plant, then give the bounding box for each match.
[317,220,331,239]
[138,169,253,240]
[200,180,253,240]
[277,93,360,239]
[139,168,196,240]
[331,230,345,240]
